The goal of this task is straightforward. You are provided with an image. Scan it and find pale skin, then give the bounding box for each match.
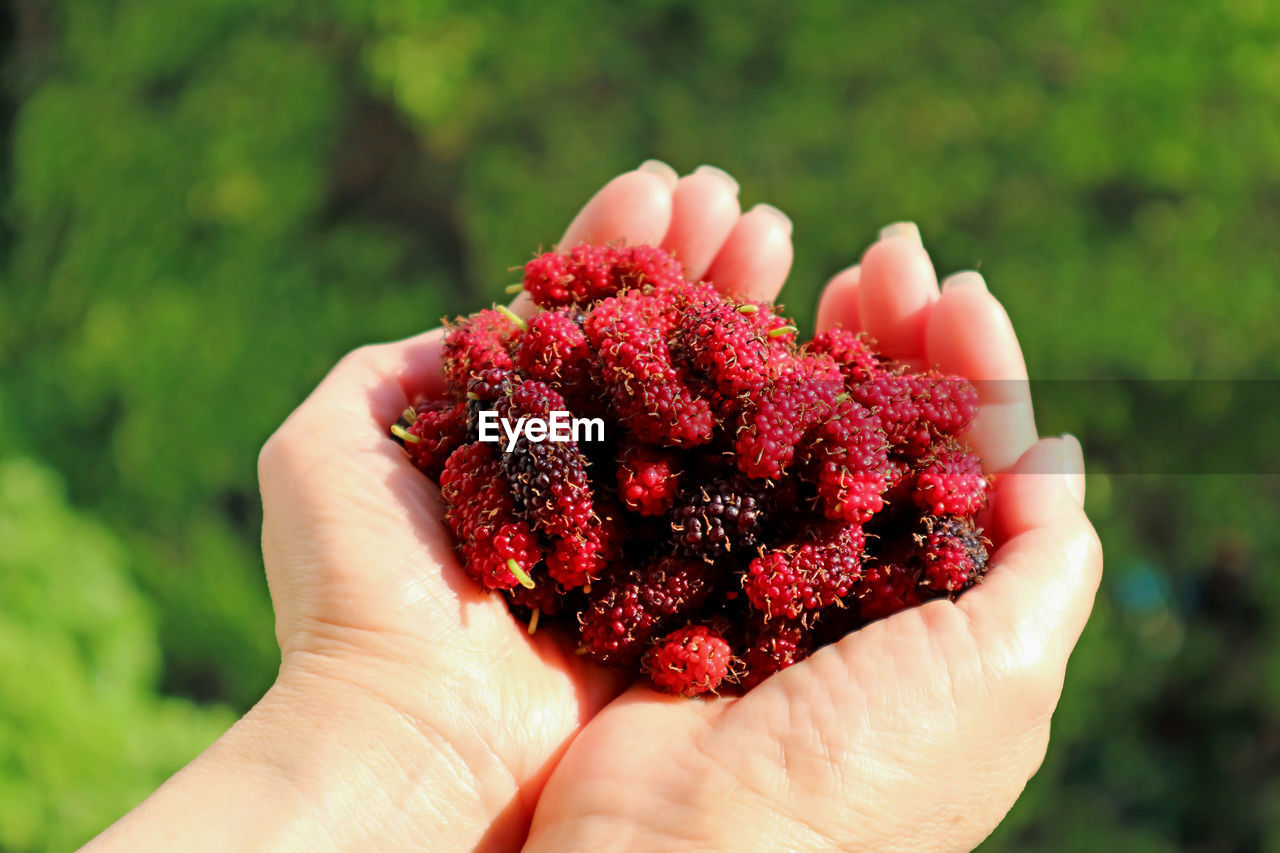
[87,162,1101,853]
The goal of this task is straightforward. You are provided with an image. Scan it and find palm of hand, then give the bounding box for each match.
[259,164,1100,852]
[258,332,619,840]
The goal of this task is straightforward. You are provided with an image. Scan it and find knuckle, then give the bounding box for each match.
[257,426,286,483]
[258,410,310,486]
[260,343,384,485]
[338,343,383,374]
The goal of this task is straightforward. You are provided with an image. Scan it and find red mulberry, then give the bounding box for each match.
[579,556,714,665]
[854,560,925,623]
[673,295,770,400]
[395,399,468,480]
[735,354,844,479]
[806,399,890,524]
[523,244,687,309]
[463,522,541,591]
[516,309,593,403]
[743,523,866,621]
[585,290,713,447]
[850,371,978,456]
[441,309,521,397]
[807,327,882,382]
[642,624,734,697]
[916,515,990,593]
[617,439,682,516]
[740,615,813,689]
[912,441,988,517]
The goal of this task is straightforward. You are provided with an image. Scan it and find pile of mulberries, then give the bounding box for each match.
[391,243,991,697]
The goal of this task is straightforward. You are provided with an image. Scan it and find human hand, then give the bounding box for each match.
[520,224,1102,852]
[87,161,798,852]
[252,161,802,850]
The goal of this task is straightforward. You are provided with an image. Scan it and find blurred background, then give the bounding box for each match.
[3,0,1279,849]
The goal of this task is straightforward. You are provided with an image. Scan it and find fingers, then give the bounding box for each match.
[814,264,862,333]
[636,158,679,190]
[959,438,1102,698]
[925,271,1038,474]
[857,222,939,362]
[703,204,795,302]
[518,162,787,309]
[819,229,1034,474]
[661,165,742,281]
[557,166,675,250]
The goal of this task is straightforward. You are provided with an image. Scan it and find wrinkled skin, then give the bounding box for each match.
[90,163,1100,853]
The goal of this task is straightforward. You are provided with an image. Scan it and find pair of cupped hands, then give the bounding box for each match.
[91,163,1101,852]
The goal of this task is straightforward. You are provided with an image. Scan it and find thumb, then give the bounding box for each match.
[958,437,1103,697]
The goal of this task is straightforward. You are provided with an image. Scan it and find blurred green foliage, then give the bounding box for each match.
[3,0,1278,849]
[0,394,232,849]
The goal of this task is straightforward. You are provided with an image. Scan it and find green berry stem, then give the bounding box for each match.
[494,303,529,331]
[768,325,798,338]
[505,282,525,294]
[390,424,420,443]
[507,558,536,589]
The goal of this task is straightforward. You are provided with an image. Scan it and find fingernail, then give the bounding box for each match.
[879,221,922,244]
[941,270,988,293]
[1061,433,1086,506]
[638,159,678,188]
[751,203,793,237]
[693,164,740,196]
